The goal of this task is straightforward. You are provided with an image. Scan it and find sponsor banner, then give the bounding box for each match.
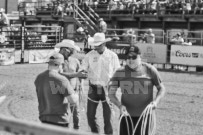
[170,45,203,66]
[29,49,55,63]
[107,43,167,63]
[136,43,167,63]
[107,44,130,60]
[0,48,15,65]
[14,50,29,63]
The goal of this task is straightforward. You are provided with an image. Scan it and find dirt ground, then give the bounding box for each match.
[0,63,202,135]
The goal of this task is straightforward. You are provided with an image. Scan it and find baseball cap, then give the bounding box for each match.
[126,46,141,56]
[49,53,64,65]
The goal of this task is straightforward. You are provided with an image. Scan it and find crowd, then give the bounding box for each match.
[76,0,203,15]
[35,32,166,135]
[18,0,203,17]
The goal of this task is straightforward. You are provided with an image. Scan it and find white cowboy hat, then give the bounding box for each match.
[55,39,80,51]
[88,33,111,46]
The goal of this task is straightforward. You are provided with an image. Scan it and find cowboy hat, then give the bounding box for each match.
[88,33,111,46]
[55,39,80,51]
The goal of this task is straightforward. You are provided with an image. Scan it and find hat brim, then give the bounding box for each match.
[89,38,112,46]
[127,52,138,56]
[55,42,80,51]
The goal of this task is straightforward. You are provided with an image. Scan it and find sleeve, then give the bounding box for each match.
[61,78,74,97]
[79,53,89,71]
[108,71,120,92]
[112,53,121,73]
[149,65,162,87]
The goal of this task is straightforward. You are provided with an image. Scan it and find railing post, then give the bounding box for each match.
[201,31,203,46]
[21,26,25,63]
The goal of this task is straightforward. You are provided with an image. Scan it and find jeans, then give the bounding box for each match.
[87,84,113,135]
[120,115,149,135]
[70,103,80,129]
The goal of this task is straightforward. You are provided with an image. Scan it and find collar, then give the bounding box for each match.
[95,47,107,55]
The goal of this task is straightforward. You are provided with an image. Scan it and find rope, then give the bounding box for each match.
[117,113,134,135]
[132,103,156,135]
[117,103,156,135]
[87,97,106,103]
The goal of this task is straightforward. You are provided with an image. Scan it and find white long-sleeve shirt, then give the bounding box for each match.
[81,47,120,87]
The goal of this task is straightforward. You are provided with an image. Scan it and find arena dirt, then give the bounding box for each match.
[0,64,202,135]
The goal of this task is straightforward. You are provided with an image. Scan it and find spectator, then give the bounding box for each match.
[0,32,7,44]
[92,0,99,9]
[170,32,184,45]
[55,3,63,15]
[34,53,79,127]
[127,28,137,43]
[64,1,73,16]
[98,18,107,33]
[183,0,191,14]
[0,8,9,27]
[145,28,155,44]
[150,0,158,15]
[108,45,166,135]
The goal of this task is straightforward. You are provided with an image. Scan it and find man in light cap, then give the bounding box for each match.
[80,32,120,134]
[98,18,107,34]
[55,39,83,130]
[108,45,166,135]
[34,53,79,127]
[145,28,155,44]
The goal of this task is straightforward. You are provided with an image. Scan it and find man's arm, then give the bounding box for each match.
[62,78,79,104]
[153,83,166,107]
[60,72,87,79]
[108,81,128,115]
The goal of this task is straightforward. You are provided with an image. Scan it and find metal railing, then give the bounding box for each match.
[0,115,95,135]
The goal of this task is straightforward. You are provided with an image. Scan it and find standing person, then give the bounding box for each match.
[0,8,9,27]
[108,46,166,135]
[34,53,79,127]
[56,39,82,130]
[145,28,155,44]
[80,32,120,134]
[98,18,107,34]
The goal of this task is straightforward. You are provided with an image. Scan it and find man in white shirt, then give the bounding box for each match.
[80,33,120,134]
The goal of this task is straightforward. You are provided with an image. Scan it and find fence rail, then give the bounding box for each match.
[0,115,96,135]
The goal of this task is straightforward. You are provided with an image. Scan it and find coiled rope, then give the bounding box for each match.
[118,103,156,135]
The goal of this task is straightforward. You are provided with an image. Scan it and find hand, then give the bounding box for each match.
[151,101,157,110]
[77,71,88,79]
[119,105,128,116]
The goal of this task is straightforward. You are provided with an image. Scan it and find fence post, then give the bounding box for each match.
[21,26,25,63]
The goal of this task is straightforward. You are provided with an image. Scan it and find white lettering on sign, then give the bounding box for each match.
[175,50,191,57]
[110,48,126,54]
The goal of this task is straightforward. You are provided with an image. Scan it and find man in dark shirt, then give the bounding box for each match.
[34,53,78,127]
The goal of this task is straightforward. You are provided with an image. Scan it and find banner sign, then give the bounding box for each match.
[107,43,167,64]
[136,43,167,63]
[29,49,55,63]
[107,43,130,60]
[170,45,203,66]
[0,48,15,65]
